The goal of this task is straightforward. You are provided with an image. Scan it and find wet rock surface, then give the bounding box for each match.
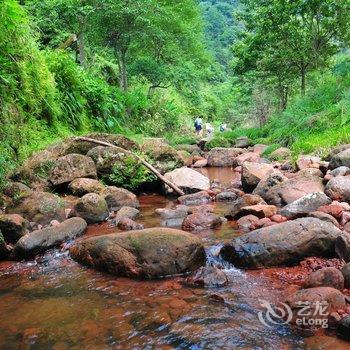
[14,217,87,259]
[220,218,343,269]
[70,228,206,279]
[4,137,350,347]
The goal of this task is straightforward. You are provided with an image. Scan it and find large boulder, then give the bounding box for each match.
[65,133,139,154]
[286,287,346,326]
[102,186,139,211]
[220,218,343,269]
[164,168,210,194]
[304,267,345,290]
[207,148,245,167]
[13,217,87,259]
[325,176,350,202]
[86,146,128,177]
[49,154,97,187]
[70,228,206,279]
[141,139,185,174]
[7,192,65,226]
[262,174,324,207]
[280,192,332,219]
[0,214,29,244]
[72,193,109,224]
[329,148,350,169]
[241,162,274,192]
[68,178,105,197]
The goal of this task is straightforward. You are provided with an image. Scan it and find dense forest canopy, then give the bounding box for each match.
[1,0,350,185]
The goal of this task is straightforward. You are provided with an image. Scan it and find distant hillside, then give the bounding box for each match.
[199,0,240,69]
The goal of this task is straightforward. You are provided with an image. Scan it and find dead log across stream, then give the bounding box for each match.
[73,136,185,196]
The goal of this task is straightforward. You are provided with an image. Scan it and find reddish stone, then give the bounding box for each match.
[192,159,207,168]
[236,215,260,231]
[238,204,277,219]
[304,267,345,290]
[318,204,343,219]
[270,214,288,223]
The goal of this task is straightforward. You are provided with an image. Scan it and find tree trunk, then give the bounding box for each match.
[76,32,86,68]
[301,65,306,97]
[117,51,128,91]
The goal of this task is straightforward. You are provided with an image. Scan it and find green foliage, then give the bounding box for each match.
[205,136,231,150]
[167,134,198,146]
[233,56,350,157]
[261,144,280,158]
[109,156,156,191]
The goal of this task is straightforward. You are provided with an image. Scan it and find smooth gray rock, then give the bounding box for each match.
[14,217,87,259]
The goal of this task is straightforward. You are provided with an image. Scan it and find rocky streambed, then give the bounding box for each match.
[1,134,350,349]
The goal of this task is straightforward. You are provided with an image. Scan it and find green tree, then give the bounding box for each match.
[235,0,350,98]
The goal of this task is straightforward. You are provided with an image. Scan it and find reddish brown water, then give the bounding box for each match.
[0,169,347,349]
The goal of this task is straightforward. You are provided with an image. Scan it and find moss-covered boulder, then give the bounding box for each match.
[141,138,185,174]
[102,186,139,211]
[68,178,105,197]
[64,133,140,155]
[0,214,29,244]
[70,228,206,279]
[72,193,109,224]
[49,154,97,187]
[7,192,65,226]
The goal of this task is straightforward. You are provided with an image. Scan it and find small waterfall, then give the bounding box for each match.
[205,244,245,277]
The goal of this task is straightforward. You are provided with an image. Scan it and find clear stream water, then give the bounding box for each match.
[0,168,348,349]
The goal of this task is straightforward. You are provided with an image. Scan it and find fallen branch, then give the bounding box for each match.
[74,136,185,196]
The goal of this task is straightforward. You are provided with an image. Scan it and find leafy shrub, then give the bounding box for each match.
[262,144,280,158]
[109,156,156,191]
[205,136,231,150]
